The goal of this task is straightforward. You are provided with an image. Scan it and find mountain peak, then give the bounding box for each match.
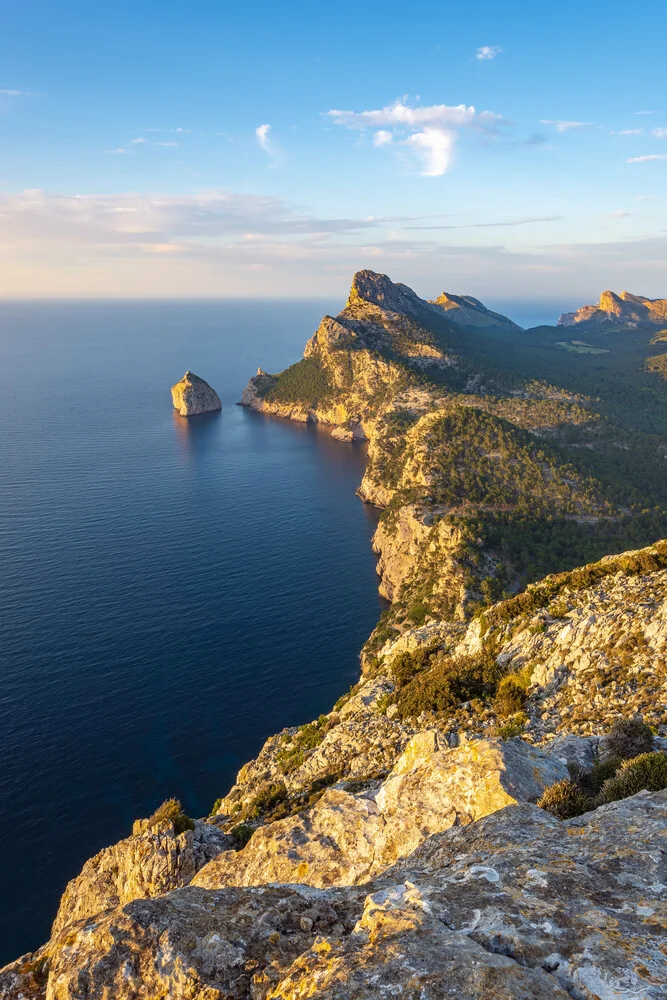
[559,290,667,327]
[431,292,522,331]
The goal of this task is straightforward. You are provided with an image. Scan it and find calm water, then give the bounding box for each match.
[0,300,386,964]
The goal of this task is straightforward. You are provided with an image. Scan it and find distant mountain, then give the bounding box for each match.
[430,292,522,331]
[559,290,667,328]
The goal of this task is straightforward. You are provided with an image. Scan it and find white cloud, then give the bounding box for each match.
[652,128,667,138]
[130,137,147,144]
[403,128,454,175]
[475,45,502,61]
[373,130,393,147]
[106,148,129,155]
[154,141,179,147]
[327,100,504,176]
[627,154,667,163]
[255,123,274,157]
[540,120,592,132]
[609,210,631,217]
[0,89,25,96]
[610,128,643,135]
[634,110,659,115]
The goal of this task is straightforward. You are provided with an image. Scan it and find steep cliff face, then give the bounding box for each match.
[559,289,667,328]
[171,370,222,415]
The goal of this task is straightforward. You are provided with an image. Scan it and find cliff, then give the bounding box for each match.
[171,371,222,415]
[3,271,667,998]
[558,289,667,328]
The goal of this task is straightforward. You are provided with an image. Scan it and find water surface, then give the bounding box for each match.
[0,300,385,963]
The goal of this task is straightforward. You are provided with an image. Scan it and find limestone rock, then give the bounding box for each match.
[171,370,221,415]
[7,792,665,1000]
[51,816,228,936]
[558,289,667,328]
[193,737,568,891]
[431,291,522,331]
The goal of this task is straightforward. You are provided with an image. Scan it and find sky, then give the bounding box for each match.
[1,0,666,304]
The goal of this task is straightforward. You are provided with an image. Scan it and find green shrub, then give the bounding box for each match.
[537,779,591,819]
[494,674,528,719]
[250,780,288,816]
[146,798,195,835]
[230,823,255,849]
[569,756,621,798]
[277,715,333,774]
[209,797,223,816]
[604,717,654,760]
[391,647,433,688]
[597,752,667,804]
[395,646,502,721]
[497,712,528,739]
[265,358,332,406]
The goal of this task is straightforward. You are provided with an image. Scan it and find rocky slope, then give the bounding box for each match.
[171,370,222,415]
[3,271,667,998]
[558,289,667,328]
[431,291,522,331]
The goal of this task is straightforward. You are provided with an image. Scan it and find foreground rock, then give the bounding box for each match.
[195,736,568,890]
[171,370,222,415]
[3,792,664,999]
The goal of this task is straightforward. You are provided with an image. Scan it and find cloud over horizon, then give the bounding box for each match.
[327,100,505,176]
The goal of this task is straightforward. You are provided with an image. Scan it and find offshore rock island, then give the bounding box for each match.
[3,271,667,1000]
[171,370,222,416]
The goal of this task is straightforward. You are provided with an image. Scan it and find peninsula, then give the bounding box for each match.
[3,271,667,1000]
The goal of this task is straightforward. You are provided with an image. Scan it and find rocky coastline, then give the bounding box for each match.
[2,272,666,999]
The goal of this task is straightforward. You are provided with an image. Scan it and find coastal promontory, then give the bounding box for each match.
[171,371,222,416]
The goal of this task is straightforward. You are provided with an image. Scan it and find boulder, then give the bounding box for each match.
[171,370,221,415]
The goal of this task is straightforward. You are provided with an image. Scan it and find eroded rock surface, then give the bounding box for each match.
[171,370,222,415]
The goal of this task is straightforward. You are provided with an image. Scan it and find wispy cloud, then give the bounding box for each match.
[540,120,592,132]
[627,154,667,163]
[142,127,190,134]
[255,123,276,160]
[634,110,659,116]
[610,128,643,135]
[653,127,667,138]
[105,148,129,155]
[130,137,147,144]
[407,216,562,230]
[327,100,505,176]
[609,210,631,217]
[0,89,26,96]
[475,45,502,61]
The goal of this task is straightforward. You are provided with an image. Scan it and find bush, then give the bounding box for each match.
[537,779,591,819]
[265,358,332,406]
[230,823,255,849]
[277,715,333,774]
[250,780,288,815]
[209,797,223,816]
[395,646,502,721]
[604,717,654,760]
[497,712,528,740]
[494,674,528,718]
[597,752,667,804]
[391,647,433,688]
[569,756,621,798]
[146,798,195,835]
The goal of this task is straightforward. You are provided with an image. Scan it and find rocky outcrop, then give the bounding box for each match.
[431,292,522,331]
[5,792,665,1000]
[193,736,568,891]
[171,370,222,415]
[559,289,667,327]
[51,815,228,936]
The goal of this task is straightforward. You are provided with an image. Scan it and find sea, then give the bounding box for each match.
[0,299,388,964]
[0,295,559,965]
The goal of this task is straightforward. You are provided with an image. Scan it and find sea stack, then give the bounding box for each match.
[171,371,222,416]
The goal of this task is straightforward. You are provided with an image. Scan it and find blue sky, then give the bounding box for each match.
[1,0,666,304]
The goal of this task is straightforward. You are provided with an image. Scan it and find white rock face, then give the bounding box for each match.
[171,370,221,415]
[192,736,568,890]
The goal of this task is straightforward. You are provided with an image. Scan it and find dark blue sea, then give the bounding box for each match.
[0,300,387,965]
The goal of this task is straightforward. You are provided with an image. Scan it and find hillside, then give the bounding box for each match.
[242,270,667,631]
[3,271,667,999]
